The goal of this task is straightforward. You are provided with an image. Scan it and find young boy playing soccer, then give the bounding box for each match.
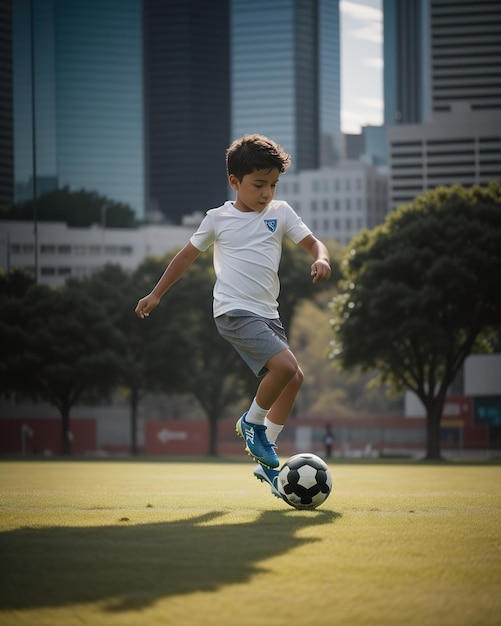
[135,134,331,497]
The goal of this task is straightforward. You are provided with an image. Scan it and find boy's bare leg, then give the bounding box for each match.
[266,367,303,426]
[255,349,303,424]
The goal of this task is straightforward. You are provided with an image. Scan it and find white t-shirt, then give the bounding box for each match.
[190,200,312,319]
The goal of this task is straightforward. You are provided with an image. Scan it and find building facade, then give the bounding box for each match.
[231,0,341,171]
[12,0,144,216]
[278,162,388,246]
[386,0,501,211]
[143,0,230,223]
[0,221,194,286]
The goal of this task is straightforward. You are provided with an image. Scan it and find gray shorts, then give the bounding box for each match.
[214,309,289,377]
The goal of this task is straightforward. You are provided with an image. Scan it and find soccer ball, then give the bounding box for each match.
[277,453,332,510]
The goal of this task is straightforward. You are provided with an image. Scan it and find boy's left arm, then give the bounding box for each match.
[298,235,331,283]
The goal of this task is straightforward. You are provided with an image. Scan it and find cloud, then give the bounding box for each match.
[358,96,384,110]
[340,0,382,23]
[364,57,384,69]
[341,1,383,44]
[349,24,382,44]
[341,107,383,134]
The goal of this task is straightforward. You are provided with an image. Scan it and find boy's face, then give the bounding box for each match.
[229,168,280,213]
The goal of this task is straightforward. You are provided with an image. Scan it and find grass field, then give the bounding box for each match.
[0,459,500,626]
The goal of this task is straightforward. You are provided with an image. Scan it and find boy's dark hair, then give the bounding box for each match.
[226,134,291,180]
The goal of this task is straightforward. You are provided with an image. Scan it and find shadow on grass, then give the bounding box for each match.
[0,509,341,612]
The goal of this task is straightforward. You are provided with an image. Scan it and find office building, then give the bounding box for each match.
[383,0,430,125]
[0,220,194,287]
[0,0,13,206]
[12,0,144,216]
[278,162,388,245]
[143,0,230,223]
[386,0,501,211]
[231,0,341,171]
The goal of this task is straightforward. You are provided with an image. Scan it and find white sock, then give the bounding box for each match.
[264,418,283,444]
[245,398,268,425]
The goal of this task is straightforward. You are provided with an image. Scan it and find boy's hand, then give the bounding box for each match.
[135,293,160,319]
[311,260,331,283]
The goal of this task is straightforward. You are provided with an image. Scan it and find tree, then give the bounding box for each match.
[77,262,188,454]
[2,281,123,454]
[329,182,501,459]
[0,187,137,227]
[278,238,340,335]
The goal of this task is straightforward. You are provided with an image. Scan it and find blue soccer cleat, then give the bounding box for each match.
[254,464,282,499]
[235,412,279,469]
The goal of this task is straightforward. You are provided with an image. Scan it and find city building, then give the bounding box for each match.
[143,0,230,223]
[385,0,501,211]
[0,221,194,287]
[0,0,13,206]
[231,0,341,171]
[383,0,430,125]
[277,161,388,246]
[12,0,144,216]
[388,108,501,211]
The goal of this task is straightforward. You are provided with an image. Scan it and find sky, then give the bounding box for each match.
[340,0,383,134]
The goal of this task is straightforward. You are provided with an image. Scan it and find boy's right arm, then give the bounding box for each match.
[135,242,202,319]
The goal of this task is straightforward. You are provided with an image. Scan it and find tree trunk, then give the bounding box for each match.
[130,386,139,456]
[61,409,72,456]
[208,413,218,457]
[425,399,445,460]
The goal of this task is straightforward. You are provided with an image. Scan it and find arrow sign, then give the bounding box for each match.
[156,428,188,444]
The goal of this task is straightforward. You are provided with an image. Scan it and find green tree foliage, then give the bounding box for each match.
[0,281,123,454]
[330,182,501,459]
[278,238,340,335]
[77,262,191,454]
[0,186,137,227]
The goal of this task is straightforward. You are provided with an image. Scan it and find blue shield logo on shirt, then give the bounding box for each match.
[264,219,277,233]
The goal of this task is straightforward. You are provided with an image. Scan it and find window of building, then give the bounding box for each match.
[41,267,56,276]
[41,245,56,254]
[57,245,71,254]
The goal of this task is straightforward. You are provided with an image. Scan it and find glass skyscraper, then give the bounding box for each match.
[13,0,144,216]
[143,0,230,223]
[230,0,341,171]
[383,0,430,125]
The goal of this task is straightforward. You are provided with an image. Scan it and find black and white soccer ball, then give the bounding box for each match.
[277,453,332,510]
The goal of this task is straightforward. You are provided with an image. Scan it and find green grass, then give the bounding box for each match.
[0,460,500,626]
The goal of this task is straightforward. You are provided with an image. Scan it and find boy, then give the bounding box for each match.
[135,134,331,498]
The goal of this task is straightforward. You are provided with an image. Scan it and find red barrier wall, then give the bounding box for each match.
[0,418,96,455]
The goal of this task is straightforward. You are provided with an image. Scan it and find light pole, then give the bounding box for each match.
[30,0,39,283]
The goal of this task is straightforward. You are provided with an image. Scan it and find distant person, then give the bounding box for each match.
[135,134,331,498]
[324,424,335,459]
